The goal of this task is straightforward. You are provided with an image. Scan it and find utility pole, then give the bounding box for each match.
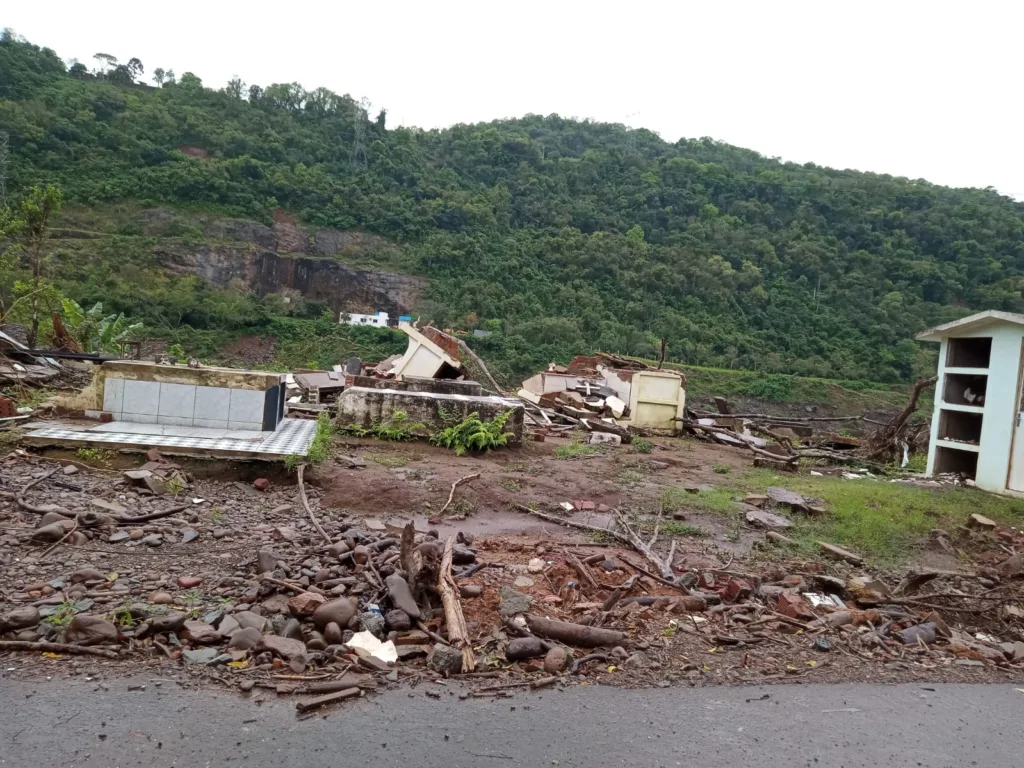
[350,98,369,170]
[0,131,9,208]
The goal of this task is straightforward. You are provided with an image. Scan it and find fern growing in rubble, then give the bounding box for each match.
[430,411,513,455]
[342,410,425,441]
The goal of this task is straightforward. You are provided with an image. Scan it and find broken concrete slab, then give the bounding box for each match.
[745,507,792,530]
[819,541,864,566]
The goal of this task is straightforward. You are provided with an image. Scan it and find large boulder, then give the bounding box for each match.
[0,607,41,632]
[312,597,357,630]
[65,615,118,646]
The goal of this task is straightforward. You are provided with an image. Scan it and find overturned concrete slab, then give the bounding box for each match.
[337,387,524,442]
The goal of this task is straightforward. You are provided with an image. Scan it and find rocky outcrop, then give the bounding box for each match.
[145,209,425,317]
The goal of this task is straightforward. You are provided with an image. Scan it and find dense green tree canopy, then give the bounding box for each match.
[2,31,1023,382]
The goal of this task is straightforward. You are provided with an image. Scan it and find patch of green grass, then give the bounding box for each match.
[737,469,1024,563]
[554,437,601,460]
[904,452,928,473]
[616,469,647,487]
[661,486,738,515]
[367,452,420,468]
[656,521,707,537]
[631,438,654,454]
[713,464,731,474]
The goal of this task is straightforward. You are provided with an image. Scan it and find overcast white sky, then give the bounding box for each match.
[5,1,1022,199]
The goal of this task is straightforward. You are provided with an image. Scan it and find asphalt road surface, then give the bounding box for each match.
[1,676,1020,767]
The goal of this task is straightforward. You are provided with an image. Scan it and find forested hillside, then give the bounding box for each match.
[2,32,1024,383]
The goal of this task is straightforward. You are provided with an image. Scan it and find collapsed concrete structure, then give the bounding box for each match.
[335,324,524,442]
[519,354,686,434]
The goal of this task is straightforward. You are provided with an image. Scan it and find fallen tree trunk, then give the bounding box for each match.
[526,615,628,647]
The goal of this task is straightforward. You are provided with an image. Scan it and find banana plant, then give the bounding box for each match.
[61,298,143,353]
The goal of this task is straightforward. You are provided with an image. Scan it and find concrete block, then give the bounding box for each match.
[102,377,124,415]
[336,387,524,443]
[158,383,197,419]
[229,389,265,424]
[122,380,160,416]
[193,386,232,421]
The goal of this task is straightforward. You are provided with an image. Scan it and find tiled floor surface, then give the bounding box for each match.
[25,418,316,458]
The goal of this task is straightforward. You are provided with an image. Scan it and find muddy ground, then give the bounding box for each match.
[2,431,1023,708]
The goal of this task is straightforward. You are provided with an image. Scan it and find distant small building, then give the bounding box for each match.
[341,311,389,328]
[916,310,1024,495]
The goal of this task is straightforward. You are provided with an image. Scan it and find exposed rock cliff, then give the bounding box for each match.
[146,209,425,317]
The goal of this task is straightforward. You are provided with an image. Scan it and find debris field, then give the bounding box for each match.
[3,441,1024,716]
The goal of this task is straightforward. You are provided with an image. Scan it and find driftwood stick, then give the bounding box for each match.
[617,556,689,593]
[685,421,797,464]
[296,465,332,544]
[439,537,476,671]
[569,652,609,674]
[415,620,451,647]
[112,504,190,525]
[260,575,308,593]
[439,473,481,517]
[614,510,674,580]
[565,553,599,592]
[0,641,119,658]
[512,504,631,545]
[39,519,79,559]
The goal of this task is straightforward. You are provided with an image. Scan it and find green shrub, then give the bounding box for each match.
[430,411,513,455]
[286,411,334,470]
[632,438,654,454]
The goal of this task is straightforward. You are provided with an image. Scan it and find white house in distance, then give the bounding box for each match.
[916,310,1024,495]
[340,311,389,328]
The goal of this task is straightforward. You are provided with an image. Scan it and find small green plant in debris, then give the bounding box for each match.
[112,602,136,628]
[286,412,334,470]
[713,464,731,474]
[616,469,646,487]
[430,411,513,456]
[632,438,654,454]
[75,447,114,463]
[181,589,204,612]
[43,601,78,627]
[500,477,524,492]
[554,434,601,460]
[0,427,24,452]
[165,473,186,497]
[448,498,475,517]
[209,506,223,524]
